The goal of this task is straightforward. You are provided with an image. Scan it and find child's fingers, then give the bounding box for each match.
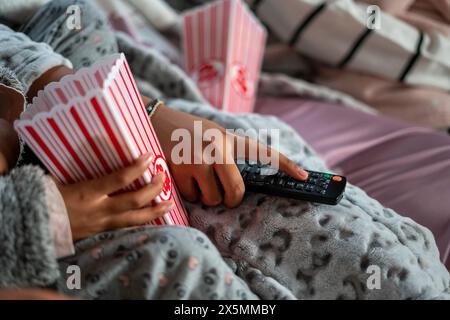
[277,151,309,180]
[214,163,245,208]
[108,173,165,212]
[88,153,154,195]
[194,166,223,206]
[174,172,199,202]
[238,135,309,181]
[106,200,174,229]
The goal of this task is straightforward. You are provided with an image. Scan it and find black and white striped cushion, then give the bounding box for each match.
[247,0,450,91]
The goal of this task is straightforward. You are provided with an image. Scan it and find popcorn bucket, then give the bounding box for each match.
[182,0,267,113]
[15,53,189,226]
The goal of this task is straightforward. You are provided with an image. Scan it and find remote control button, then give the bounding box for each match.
[296,182,305,189]
[320,189,327,195]
[286,180,296,188]
[322,173,333,179]
[250,167,260,174]
[260,167,278,176]
[309,172,320,178]
[252,181,265,187]
[276,172,289,179]
[266,177,275,185]
[276,179,285,187]
[332,176,343,182]
[255,175,266,182]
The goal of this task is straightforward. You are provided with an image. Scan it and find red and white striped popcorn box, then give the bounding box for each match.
[182,0,267,113]
[15,53,189,226]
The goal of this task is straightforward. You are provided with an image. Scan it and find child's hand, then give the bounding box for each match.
[55,153,174,241]
[151,105,309,208]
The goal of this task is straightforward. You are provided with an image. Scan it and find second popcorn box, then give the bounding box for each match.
[182,0,267,113]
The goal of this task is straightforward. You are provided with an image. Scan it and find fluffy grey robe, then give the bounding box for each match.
[0,165,59,287]
[0,67,25,94]
[0,67,58,288]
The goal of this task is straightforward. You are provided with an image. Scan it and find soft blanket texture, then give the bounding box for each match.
[2,0,448,299]
[117,30,450,299]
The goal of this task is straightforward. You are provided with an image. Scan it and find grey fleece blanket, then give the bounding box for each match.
[117,33,450,299]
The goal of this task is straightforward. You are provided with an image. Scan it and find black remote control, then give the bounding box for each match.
[237,162,346,205]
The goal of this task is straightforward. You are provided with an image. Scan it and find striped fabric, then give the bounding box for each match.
[182,0,267,113]
[15,53,189,226]
[247,0,450,91]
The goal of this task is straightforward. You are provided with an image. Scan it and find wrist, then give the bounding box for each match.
[151,103,169,122]
[150,104,170,139]
[27,65,74,102]
[0,83,25,124]
[141,95,151,107]
[142,95,167,126]
[146,98,165,119]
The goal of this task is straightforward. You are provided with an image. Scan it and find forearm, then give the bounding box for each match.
[27,65,74,103]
